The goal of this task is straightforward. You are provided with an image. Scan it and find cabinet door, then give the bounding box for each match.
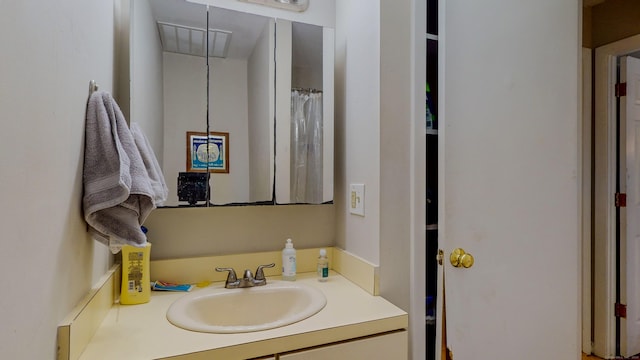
[279,331,407,360]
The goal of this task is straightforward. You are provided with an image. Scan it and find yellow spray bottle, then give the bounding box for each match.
[120,243,151,305]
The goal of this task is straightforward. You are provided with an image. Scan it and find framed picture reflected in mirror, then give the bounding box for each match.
[186,131,229,173]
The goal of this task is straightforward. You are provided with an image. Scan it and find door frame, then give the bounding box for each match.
[593,33,640,358]
[582,46,592,356]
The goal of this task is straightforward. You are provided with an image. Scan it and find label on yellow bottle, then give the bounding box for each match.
[120,243,151,305]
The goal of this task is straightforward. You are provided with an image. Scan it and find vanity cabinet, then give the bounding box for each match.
[277,331,407,360]
[175,330,407,359]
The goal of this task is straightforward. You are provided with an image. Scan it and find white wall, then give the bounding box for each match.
[209,57,251,204]
[248,19,275,202]
[335,0,381,264]
[335,2,426,358]
[162,53,252,205]
[130,0,165,164]
[162,52,208,206]
[0,0,115,358]
[379,3,426,360]
[379,0,418,313]
[292,23,324,90]
[275,19,293,203]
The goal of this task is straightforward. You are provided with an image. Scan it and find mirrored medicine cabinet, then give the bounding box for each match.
[125,0,334,207]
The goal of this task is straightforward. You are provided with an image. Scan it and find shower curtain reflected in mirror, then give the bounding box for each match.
[291,89,323,204]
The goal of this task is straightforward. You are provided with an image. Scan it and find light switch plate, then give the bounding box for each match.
[350,184,365,216]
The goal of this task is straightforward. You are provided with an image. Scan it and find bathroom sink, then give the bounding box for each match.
[166,281,327,333]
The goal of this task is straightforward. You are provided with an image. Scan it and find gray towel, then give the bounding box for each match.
[130,122,168,206]
[83,91,155,253]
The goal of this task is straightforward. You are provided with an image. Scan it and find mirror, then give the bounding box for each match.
[275,19,334,204]
[128,0,333,206]
[130,0,274,206]
[204,6,276,206]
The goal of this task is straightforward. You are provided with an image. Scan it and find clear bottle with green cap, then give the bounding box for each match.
[317,248,329,282]
[282,238,297,281]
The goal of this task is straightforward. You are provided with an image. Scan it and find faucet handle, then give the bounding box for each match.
[215,267,238,288]
[242,269,254,280]
[255,263,276,281]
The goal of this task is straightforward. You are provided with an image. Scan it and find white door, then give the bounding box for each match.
[621,56,640,358]
[437,1,581,358]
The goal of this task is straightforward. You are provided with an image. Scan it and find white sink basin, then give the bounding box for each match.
[166,281,327,333]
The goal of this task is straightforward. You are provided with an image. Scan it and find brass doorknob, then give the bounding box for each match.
[450,248,474,268]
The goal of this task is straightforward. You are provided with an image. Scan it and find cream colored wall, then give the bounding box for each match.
[144,205,335,259]
[0,1,115,358]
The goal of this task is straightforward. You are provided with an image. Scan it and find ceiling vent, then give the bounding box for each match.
[157,22,232,58]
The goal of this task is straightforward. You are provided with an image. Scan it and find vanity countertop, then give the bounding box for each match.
[78,271,407,359]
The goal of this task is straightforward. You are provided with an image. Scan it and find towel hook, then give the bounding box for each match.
[89,80,99,95]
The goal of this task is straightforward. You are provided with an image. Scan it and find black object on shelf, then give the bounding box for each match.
[426,39,438,129]
[426,0,438,36]
[425,131,438,225]
[425,229,438,360]
[177,172,209,206]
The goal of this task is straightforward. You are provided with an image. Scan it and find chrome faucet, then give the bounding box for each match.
[215,263,275,289]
